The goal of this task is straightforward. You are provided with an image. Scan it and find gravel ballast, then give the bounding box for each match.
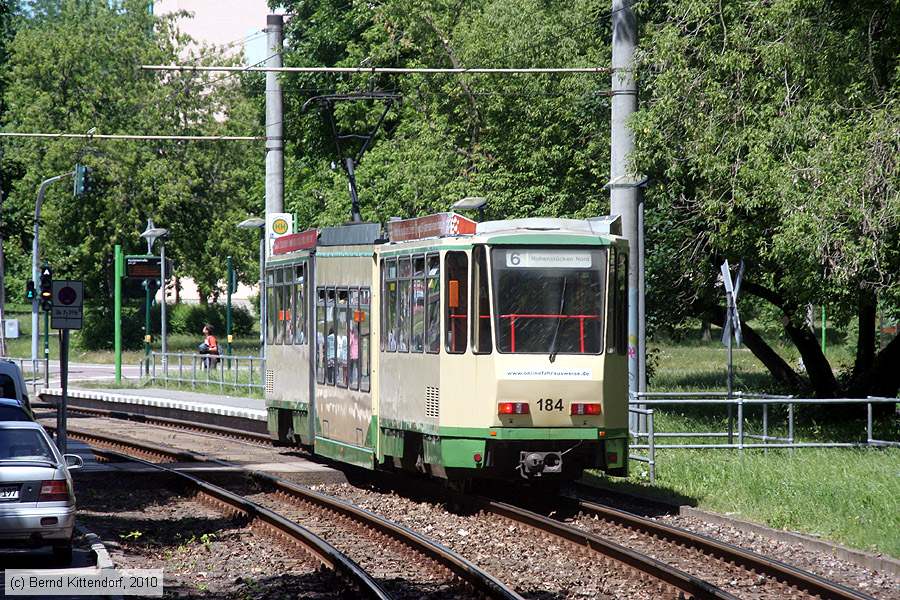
[75,477,352,599]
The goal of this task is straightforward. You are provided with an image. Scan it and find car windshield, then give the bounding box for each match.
[0,429,55,462]
[491,247,607,354]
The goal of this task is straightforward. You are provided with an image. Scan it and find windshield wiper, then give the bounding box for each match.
[548,276,568,363]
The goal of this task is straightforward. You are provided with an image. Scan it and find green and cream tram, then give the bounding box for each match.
[264,213,629,482]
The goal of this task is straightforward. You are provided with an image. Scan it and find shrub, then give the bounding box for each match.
[168,303,254,337]
[80,305,146,351]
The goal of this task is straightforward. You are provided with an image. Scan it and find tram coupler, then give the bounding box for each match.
[518,451,562,478]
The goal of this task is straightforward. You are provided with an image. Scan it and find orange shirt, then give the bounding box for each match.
[206,335,218,351]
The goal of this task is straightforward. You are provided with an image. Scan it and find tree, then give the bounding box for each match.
[276,0,613,226]
[1,0,262,345]
[632,0,899,397]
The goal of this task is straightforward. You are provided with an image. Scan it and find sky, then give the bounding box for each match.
[150,0,283,63]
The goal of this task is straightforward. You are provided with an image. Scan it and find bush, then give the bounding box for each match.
[168,303,254,337]
[80,305,147,351]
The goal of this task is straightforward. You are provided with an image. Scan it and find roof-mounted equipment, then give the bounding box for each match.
[387,212,477,243]
[272,228,319,255]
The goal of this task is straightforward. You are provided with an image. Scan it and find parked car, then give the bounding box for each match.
[0,359,33,413]
[0,422,82,562]
[0,398,34,421]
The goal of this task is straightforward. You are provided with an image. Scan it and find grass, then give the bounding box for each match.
[607,333,900,558]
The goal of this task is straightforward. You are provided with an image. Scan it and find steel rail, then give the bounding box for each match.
[569,492,876,600]
[98,448,392,600]
[47,403,272,446]
[471,496,738,600]
[61,426,524,600]
[50,433,390,599]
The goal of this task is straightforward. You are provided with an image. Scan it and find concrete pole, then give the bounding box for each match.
[638,195,646,395]
[610,1,640,424]
[265,14,284,227]
[32,172,73,361]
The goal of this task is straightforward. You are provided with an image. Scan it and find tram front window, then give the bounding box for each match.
[491,247,607,354]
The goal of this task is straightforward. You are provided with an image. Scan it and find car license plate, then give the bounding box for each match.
[0,486,19,501]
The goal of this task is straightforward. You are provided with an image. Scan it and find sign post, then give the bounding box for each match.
[265,212,294,256]
[720,259,744,444]
[51,279,83,454]
[114,246,123,384]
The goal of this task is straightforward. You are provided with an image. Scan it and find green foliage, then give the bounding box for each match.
[277,0,613,227]
[80,305,144,351]
[0,0,263,342]
[168,302,254,337]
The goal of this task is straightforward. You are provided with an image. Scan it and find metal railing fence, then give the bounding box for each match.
[628,392,900,483]
[144,351,265,394]
[0,356,50,396]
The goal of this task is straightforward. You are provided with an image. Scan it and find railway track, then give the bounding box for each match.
[565,488,875,600]
[82,446,390,599]
[61,424,738,599]
[46,406,881,600]
[40,402,272,445]
[60,426,523,600]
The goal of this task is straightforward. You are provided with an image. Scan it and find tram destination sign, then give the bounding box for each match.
[504,249,592,269]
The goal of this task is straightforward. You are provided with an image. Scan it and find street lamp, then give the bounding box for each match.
[452,196,488,221]
[238,217,266,357]
[140,219,169,359]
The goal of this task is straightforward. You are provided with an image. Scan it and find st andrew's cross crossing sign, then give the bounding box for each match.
[51,280,83,330]
[720,260,745,347]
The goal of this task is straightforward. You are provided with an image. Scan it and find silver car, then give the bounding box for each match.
[0,422,83,562]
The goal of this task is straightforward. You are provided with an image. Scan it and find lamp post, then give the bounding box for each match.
[238,217,266,357]
[452,196,487,222]
[140,220,169,363]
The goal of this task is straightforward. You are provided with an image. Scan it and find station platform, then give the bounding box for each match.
[40,386,267,434]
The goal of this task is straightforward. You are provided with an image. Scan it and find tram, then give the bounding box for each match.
[263,212,629,482]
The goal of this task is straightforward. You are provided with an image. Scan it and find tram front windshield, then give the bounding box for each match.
[491,247,607,354]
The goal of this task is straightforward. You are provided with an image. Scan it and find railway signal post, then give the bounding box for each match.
[50,279,83,454]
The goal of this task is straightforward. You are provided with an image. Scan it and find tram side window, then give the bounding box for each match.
[266,270,276,345]
[397,257,412,352]
[316,288,326,383]
[359,288,371,392]
[336,289,349,387]
[412,256,426,353]
[284,267,294,345]
[382,259,398,351]
[445,252,468,354]
[349,289,360,390]
[274,268,284,345]
[325,289,336,385]
[425,254,440,353]
[472,246,493,354]
[294,264,306,344]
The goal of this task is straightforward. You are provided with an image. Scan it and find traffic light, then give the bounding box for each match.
[39,266,52,311]
[26,280,35,301]
[73,164,92,197]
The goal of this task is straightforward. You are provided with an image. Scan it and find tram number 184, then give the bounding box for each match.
[537,398,564,412]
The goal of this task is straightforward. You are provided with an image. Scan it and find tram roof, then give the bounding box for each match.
[270,213,623,259]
